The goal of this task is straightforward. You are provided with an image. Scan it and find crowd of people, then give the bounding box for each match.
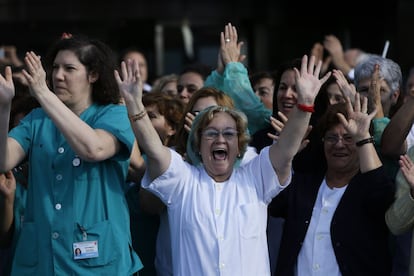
[1,22,414,276]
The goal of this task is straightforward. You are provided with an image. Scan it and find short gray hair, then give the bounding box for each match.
[354,54,402,93]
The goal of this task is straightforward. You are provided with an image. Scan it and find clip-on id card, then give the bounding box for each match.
[73,241,99,260]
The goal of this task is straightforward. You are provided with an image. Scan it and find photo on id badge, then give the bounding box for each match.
[73,240,99,260]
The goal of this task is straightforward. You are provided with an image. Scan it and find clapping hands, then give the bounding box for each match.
[21,51,49,97]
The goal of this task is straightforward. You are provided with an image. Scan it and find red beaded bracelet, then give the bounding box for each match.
[297,103,315,113]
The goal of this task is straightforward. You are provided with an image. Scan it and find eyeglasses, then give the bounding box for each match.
[202,128,238,141]
[323,134,354,145]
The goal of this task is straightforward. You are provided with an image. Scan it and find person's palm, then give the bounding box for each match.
[294,56,328,103]
[0,66,15,103]
[338,94,376,140]
[115,60,143,101]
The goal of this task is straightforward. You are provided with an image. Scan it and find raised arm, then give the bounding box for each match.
[381,94,414,158]
[368,64,385,119]
[332,69,357,103]
[0,171,16,247]
[270,55,330,184]
[204,23,271,135]
[323,34,352,77]
[127,140,146,183]
[115,59,170,180]
[310,42,332,76]
[21,51,122,162]
[0,66,25,172]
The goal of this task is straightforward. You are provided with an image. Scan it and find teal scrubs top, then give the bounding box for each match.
[11,181,27,250]
[8,103,143,275]
[204,62,272,135]
[1,181,27,276]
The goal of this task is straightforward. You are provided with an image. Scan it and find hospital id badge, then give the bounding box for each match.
[73,240,99,260]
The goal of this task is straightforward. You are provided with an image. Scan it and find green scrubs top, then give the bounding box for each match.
[1,181,26,276]
[11,181,27,249]
[204,62,272,135]
[8,103,143,275]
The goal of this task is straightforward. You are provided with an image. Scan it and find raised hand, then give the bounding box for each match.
[310,42,331,76]
[337,94,376,141]
[219,23,246,70]
[368,64,384,118]
[114,59,143,103]
[294,55,331,105]
[323,35,344,62]
[21,51,49,97]
[399,154,414,191]
[323,35,353,76]
[0,66,15,104]
[332,69,357,103]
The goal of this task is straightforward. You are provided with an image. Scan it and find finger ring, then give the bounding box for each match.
[225,38,230,43]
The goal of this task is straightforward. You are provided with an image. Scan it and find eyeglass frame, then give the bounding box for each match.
[202,128,239,141]
[322,134,354,145]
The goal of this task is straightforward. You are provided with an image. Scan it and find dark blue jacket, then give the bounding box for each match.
[269,167,395,276]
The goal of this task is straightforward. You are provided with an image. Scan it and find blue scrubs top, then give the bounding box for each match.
[204,62,272,135]
[8,103,143,275]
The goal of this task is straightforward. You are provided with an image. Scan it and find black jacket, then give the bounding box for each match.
[269,167,395,276]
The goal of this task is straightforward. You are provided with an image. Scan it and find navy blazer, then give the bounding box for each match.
[269,166,395,276]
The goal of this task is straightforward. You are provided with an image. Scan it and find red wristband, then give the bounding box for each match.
[297,103,315,113]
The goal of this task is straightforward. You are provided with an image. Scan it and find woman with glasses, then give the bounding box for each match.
[149,86,259,275]
[174,87,258,165]
[116,55,329,275]
[269,95,395,276]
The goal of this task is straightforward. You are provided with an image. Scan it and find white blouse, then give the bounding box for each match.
[142,146,289,276]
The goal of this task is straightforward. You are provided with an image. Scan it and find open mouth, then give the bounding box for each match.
[212,149,227,160]
[282,103,295,109]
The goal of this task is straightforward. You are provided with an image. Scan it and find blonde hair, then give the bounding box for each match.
[186,106,250,165]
